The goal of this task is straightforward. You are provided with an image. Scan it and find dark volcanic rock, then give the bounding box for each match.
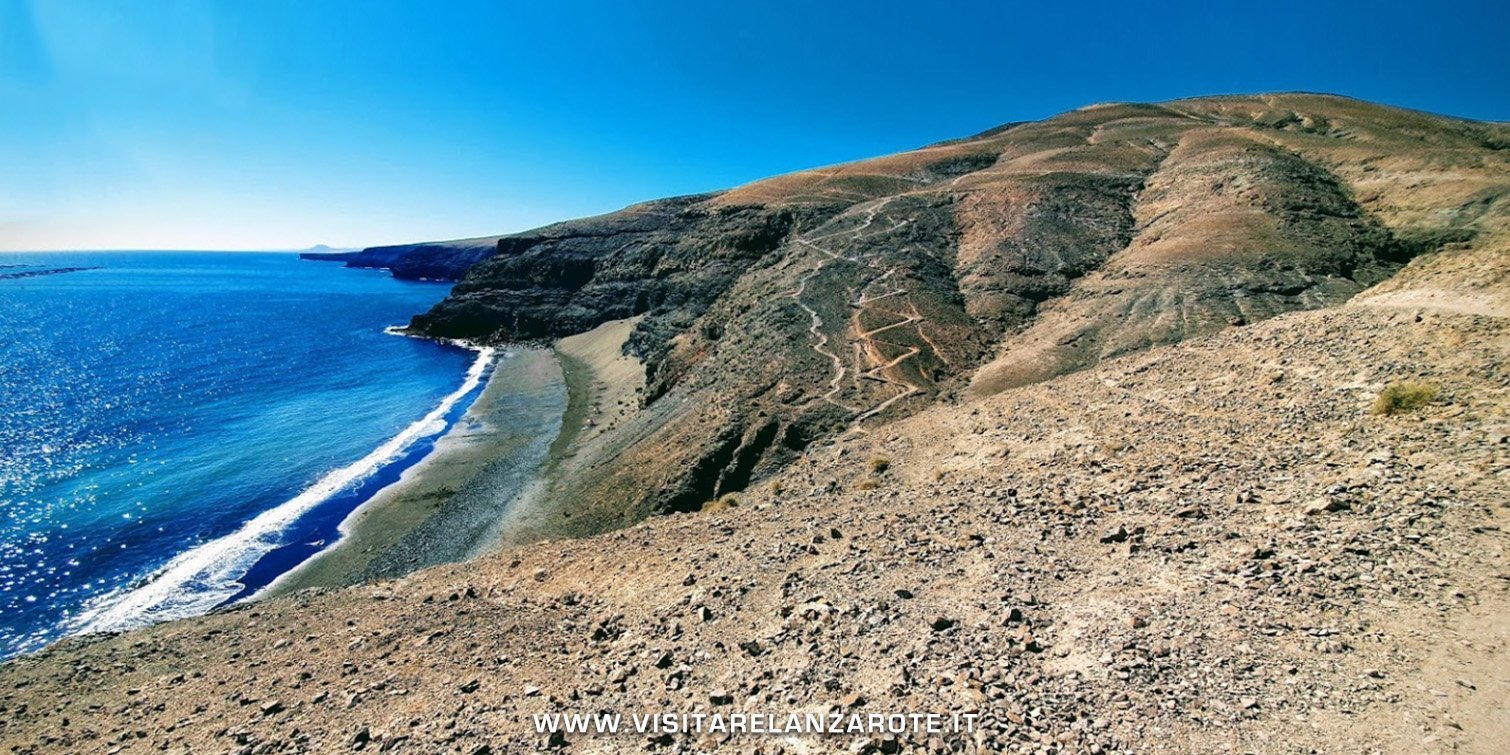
[410,195,822,354]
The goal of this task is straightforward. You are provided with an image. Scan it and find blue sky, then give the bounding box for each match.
[2,0,1506,251]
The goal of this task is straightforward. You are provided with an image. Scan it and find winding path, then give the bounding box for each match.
[785,199,935,428]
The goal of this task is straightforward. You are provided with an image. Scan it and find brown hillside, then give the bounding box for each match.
[411,94,1508,537]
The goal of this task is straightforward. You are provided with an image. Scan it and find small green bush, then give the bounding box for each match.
[869,456,891,474]
[1372,381,1439,416]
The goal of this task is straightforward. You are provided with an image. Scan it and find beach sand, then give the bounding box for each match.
[473,317,650,546]
[265,348,567,594]
[550,316,646,461]
[265,318,645,595]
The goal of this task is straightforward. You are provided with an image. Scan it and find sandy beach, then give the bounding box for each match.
[265,348,567,593]
[474,316,650,547]
[266,317,646,595]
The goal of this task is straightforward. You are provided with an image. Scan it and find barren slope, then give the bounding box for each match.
[1,244,1505,754]
[407,94,1508,537]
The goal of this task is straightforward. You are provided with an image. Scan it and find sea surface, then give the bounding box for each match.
[0,252,484,659]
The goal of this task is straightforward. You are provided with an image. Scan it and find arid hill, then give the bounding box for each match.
[5,94,1504,755]
[404,94,1505,537]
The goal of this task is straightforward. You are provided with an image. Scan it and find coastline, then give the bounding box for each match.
[267,316,646,595]
[69,338,497,634]
[474,316,648,547]
[264,347,567,594]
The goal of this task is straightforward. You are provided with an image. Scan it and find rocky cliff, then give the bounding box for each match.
[301,236,503,281]
[408,94,1506,535]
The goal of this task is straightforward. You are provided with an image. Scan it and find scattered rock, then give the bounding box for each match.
[1304,497,1350,515]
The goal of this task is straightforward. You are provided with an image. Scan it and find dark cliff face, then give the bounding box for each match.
[393,94,1507,536]
[406,196,831,369]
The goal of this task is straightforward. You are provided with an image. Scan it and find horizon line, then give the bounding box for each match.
[0,247,361,254]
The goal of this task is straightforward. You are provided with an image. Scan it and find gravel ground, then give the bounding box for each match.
[1,264,1504,753]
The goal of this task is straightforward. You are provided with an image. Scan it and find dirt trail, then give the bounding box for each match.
[790,266,853,410]
[787,201,933,427]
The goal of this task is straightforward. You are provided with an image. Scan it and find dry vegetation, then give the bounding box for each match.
[1372,381,1440,415]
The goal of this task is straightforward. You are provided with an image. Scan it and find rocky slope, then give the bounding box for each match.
[3,93,1503,755]
[410,94,1508,536]
[0,244,1504,754]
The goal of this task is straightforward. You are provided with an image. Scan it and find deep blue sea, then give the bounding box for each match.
[0,252,483,659]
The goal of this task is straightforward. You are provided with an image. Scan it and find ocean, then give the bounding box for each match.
[0,252,484,659]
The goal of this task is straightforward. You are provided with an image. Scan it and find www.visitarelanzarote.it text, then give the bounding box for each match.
[533,710,982,736]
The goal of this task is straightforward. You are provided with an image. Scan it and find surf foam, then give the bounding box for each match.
[73,345,495,633]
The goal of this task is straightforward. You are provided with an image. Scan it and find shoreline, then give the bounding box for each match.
[266,316,646,595]
[472,316,648,548]
[70,339,497,634]
[264,347,567,594]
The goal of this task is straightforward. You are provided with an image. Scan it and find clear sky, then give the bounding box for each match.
[2,0,1506,251]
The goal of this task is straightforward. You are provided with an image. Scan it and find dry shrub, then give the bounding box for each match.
[1372,381,1439,416]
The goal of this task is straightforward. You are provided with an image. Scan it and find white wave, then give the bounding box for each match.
[73,346,495,633]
